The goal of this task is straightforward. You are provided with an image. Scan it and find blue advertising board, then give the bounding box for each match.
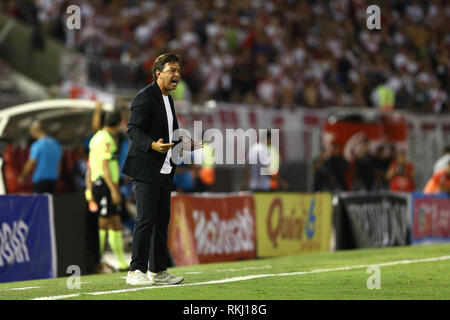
[410,192,450,244]
[0,194,57,283]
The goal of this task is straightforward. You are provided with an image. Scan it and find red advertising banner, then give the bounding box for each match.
[322,110,407,162]
[411,193,450,243]
[324,121,383,161]
[168,193,256,266]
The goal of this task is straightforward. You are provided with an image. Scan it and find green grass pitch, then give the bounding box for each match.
[1,243,449,300]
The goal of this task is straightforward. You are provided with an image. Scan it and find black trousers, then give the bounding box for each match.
[130,174,172,273]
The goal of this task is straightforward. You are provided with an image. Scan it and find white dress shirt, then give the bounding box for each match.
[160,94,173,174]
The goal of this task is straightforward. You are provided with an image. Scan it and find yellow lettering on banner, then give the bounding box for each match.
[254,193,333,257]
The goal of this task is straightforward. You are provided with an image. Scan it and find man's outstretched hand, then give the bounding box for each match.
[180,136,204,151]
[152,138,174,154]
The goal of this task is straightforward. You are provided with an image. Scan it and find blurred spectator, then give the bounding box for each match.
[433,145,450,173]
[83,101,134,212]
[424,159,450,194]
[18,120,62,193]
[86,111,129,271]
[116,104,136,233]
[81,101,104,152]
[193,141,216,192]
[241,131,287,191]
[386,149,415,192]
[370,78,395,111]
[353,138,375,191]
[409,75,431,112]
[82,102,134,273]
[71,142,88,191]
[173,162,196,193]
[324,143,349,191]
[372,144,393,189]
[171,79,192,101]
[313,148,331,191]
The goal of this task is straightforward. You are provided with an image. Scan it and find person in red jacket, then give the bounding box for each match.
[386,149,415,192]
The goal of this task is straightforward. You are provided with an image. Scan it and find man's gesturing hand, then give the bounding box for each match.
[152,138,174,154]
[180,136,204,151]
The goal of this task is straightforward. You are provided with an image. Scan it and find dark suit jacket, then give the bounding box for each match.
[122,81,179,182]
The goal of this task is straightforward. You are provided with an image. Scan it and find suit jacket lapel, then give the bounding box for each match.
[151,82,170,141]
[169,95,179,131]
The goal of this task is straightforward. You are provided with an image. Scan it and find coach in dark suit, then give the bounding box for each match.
[123,52,187,285]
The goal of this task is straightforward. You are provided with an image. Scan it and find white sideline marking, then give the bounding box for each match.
[217,265,272,272]
[120,266,272,276]
[1,282,90,293]
[34,293,81,300]
[32,255,450,300]
[3,286,42,291]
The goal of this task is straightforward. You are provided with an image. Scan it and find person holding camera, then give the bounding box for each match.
[386,149,415,192]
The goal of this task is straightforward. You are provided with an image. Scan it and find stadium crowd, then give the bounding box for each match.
[1,0,449,112]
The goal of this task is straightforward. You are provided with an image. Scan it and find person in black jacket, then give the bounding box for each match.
[325,143,349,191]
[122,52,200,285]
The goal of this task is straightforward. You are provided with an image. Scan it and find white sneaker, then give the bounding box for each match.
[126,270,154,285]
[148,270,184,285]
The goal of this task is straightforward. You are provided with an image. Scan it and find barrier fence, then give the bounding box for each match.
[1,191,449,282]
[0,193,89,283]
[168,193,256,266]
[410,192,450,244]
[333,192,410,250]
[253,193,332,258]
[0,194,56,283]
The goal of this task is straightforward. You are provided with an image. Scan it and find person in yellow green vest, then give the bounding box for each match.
[85,112,129,271]
[372,83,395,111]
[170,79,190,101]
